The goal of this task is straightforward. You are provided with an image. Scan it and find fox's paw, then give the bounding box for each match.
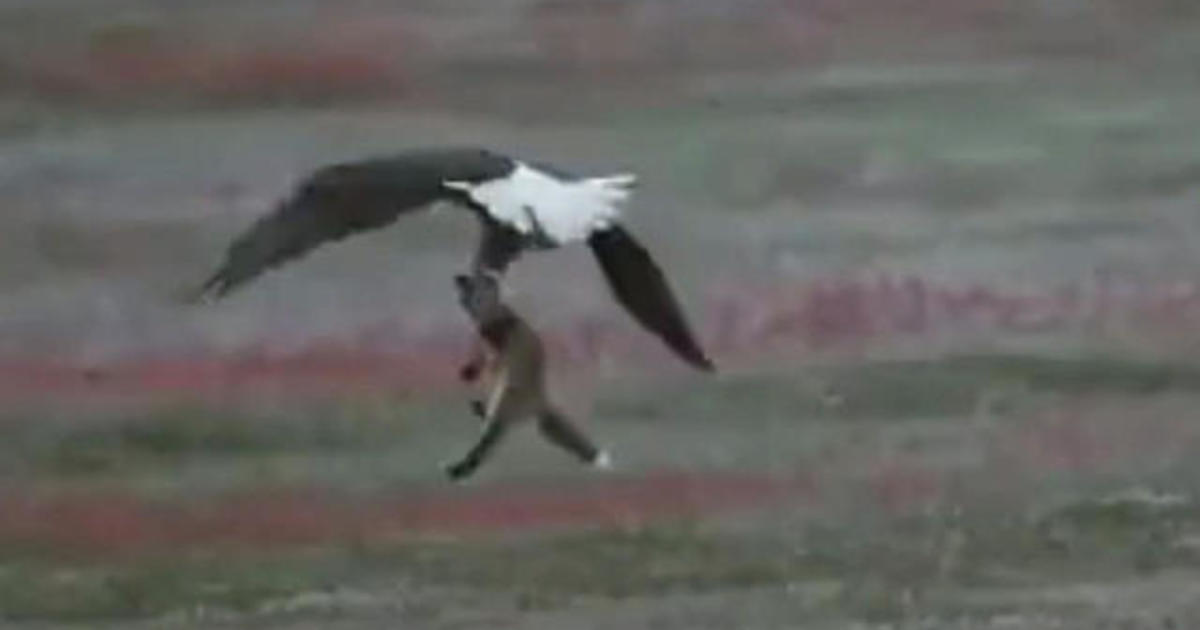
[443,459,476,482]
[459,363,481,382]
[592,450,614,471]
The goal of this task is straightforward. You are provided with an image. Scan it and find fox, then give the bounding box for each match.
[445,272,611,481]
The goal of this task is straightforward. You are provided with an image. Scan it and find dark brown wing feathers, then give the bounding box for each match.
[588,225,715,371]
[191,148,513,301]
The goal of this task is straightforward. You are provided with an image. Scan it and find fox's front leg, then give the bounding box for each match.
[464,342,494,420]
[446,387,517,481]
[445,416,509,481]
[459,338,488,383]
[447,373,525,481]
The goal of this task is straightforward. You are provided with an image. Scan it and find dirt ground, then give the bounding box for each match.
[4,2,1200,629]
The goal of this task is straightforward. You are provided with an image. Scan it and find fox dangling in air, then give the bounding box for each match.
[445,272,611,481]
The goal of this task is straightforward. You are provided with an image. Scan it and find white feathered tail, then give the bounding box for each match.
[445,164,638,244]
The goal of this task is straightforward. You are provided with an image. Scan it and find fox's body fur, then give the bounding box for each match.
[446,273,610,481]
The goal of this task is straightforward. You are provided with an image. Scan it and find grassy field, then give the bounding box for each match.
[2,355,1200,627]
[4,2,1200,628]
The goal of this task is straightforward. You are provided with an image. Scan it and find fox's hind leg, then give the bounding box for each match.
[537,405,610,469]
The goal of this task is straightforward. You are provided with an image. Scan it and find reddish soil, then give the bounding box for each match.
[0,393,1182,557]
[1,275,1197,405]
[1,1,1171,108]
[0,471,811,556]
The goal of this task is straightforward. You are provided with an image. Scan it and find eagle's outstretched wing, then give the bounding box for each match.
[190,148,514,301]
[588,225,715,371]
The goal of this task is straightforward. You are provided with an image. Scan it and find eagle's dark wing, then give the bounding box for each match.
[190,148,514,301]
[588,225,715,371]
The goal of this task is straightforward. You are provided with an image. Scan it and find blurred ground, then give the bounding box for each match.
[3,1,1200,628]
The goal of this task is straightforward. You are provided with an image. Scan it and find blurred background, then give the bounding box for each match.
[3,1,1200,627]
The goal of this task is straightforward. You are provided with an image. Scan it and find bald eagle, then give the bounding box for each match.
[193,147,714,372]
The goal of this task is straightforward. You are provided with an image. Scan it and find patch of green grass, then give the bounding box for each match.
[816,354,1200,420]
[598,372,833,422]
[601,354,1200,424]
[1,399,424,476]
[1025,491,1200,573]
[0,525,823,621]
[832,354,1200,403]
[0,555,315,622]
[377,524,820,601]
[941,354,1200,394]
[4,496,1199,623]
